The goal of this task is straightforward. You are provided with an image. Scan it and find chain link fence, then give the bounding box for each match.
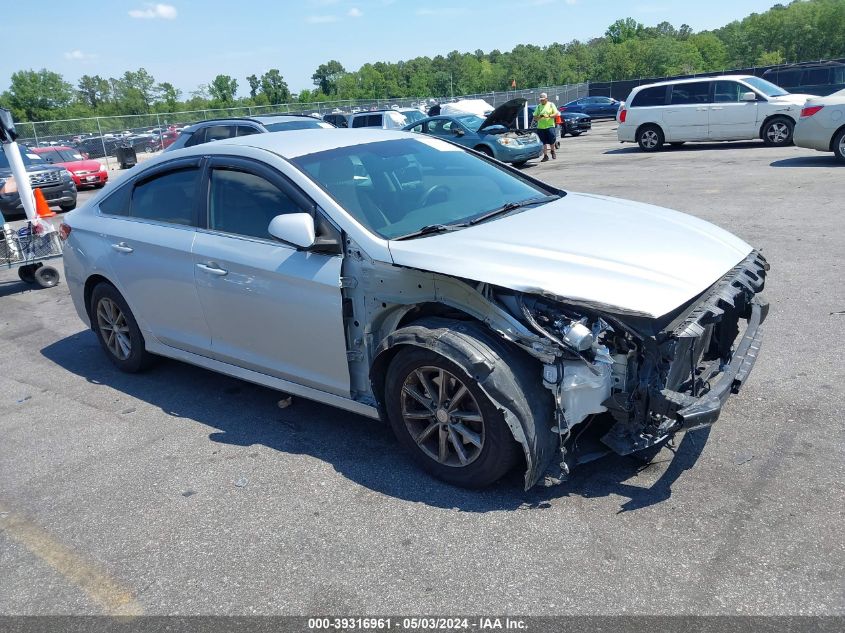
[12,82,589,169]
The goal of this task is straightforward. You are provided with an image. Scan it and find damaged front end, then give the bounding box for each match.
[508,250,769,485]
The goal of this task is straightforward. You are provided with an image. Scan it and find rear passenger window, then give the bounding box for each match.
[713,81,744,103]
[209,169,305,240]
[204,125,236,142]
[99,183,131,217]
[670,82,711,105]
[236,126,260,137]
[131,168,199,226]
[631,86,668,107]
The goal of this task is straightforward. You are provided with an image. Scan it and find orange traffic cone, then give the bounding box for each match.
[34,188,56,218]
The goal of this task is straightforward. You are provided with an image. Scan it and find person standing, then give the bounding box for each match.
[533,93,557,161]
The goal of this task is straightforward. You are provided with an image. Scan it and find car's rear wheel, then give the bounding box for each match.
[637,125,664,152]
[385,346,521,488]
[762,117,794,146]
[90,283,154,373]
[59,201,76,212]
[570,131,582,136]
[832,128,845,163]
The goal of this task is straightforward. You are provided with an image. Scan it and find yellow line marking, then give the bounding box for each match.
[0,501,143,616]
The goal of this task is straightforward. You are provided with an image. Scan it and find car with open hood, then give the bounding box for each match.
[60,129,768,490]
[403,98,542,165]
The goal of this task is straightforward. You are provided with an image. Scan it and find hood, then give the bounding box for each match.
[388,193,752,319]
[561,111,590,120]
[60,159,103,172]
[479,98,527,131]
[0,163,65,177]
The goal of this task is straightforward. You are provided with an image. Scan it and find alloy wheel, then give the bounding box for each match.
[400,366,485,467]
[838,134,845,159]
[96,297,132,360]
[641,130,659,149]
[767,122,789,144]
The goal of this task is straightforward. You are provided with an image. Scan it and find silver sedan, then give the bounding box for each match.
[794,88,845,162]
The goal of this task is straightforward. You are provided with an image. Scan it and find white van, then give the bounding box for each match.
[348,109,408,130]
[617,75,810,151]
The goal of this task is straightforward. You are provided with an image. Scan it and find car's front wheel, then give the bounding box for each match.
[762,117,794,146]
[637,125,664,152]
[59,201,76,212]
[385,346,521,488]
[90,283,154,373]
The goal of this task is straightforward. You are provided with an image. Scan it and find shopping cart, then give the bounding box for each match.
[0,222,63,288]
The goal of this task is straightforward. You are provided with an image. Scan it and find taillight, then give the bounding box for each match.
[619,109,627,123]
[59,222,72,241]
[800,105,824,118]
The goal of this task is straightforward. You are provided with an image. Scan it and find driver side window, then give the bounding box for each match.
[209,168,306,240]
[428,119,454,137]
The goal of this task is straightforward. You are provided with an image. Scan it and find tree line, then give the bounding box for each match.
[2,0,843,123]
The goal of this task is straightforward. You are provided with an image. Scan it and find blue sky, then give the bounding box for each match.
[3,0,782,96]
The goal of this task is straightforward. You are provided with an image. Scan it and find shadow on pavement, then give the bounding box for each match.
[42,331,711,514]
[770,156,841,168]
[0,278,51,299]
[605,141,768,155]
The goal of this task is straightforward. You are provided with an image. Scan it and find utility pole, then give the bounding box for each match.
[450,73,454,99]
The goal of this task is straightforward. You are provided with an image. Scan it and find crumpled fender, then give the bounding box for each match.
[370,317,557,490]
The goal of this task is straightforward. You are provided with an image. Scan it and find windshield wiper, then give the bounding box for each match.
[393,223,468,241]
[468,195,561,226]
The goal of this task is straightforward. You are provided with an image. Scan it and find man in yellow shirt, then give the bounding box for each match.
[533,92,558,162]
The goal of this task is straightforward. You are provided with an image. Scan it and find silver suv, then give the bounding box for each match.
[165,115,334,152]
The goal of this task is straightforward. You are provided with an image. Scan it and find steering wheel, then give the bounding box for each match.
[419,184,451,207]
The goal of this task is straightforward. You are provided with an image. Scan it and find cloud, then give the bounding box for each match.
[64,50,96,60]
[128,3,177,19]
[306,14,339,23]
[348,7,363,17]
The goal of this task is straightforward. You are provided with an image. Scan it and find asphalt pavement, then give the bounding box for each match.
[1,121,843,616]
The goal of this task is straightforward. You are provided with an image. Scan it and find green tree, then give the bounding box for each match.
[246,74,260,99]
[154,82,182,111]
[4,69,74,121]
[260,69,290,104]
[311,60,346,95]
[606,18,643,44]
[209,74,238,104]
[77,74,111,109]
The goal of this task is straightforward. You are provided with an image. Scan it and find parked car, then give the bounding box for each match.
[0,148,77,217]
[396,107,427,124]
[793,89,845,162]
[560,111,592,136]
[165,115,334,152]
[61,129,767,489]
[323,113,348,128]
[404,98,541,166]
[75,136,122,159]
[31,146,108,189]
[348,109,408,130]
[762,61,845,97]
[617,75,811,151]
[560,96,621,118]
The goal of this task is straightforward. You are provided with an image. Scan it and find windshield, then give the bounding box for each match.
[455,115,484,131]
[292,137,552,240]
[0,148,43,169]
[42,149,85,162]
[264,120,329,132]
[401,110,426,123]
[742,76,789,97]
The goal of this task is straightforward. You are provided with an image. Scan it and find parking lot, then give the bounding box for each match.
[1,120,843,616]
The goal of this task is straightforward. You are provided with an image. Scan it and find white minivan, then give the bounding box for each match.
[617,75,810,151]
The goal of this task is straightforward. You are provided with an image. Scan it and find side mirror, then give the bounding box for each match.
[742,92,757,102]
[268,213,315,249]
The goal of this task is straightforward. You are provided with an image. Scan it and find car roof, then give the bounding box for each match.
[184,114,322,131]
[32,146,74,152]
[633,75,756,90]
[208,128,411,159]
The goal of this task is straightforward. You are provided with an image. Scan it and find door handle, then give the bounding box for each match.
[196,262,228,276]
[111,242,133,253]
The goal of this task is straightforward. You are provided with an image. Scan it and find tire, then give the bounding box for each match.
[17,263,41,284]
[94,182,106,189]
[90,283,154,373]
[832,127,845,163]
[385,346,522,488]
[34,266,60,288]
[570,131,582,137]
[511,161,527,167]
[474,145,494,158]
[637,124,664,152]
[59,201,77,212]
[762,117,794,146]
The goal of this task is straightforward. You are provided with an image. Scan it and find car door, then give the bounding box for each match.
[97,158,211,355]
[709,80,760,140]
[663,81,712,141]
[191,156,350,396]
[427,118,472,148]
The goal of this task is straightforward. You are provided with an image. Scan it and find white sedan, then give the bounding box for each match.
[794,88,845,162]
[59,129,768,489]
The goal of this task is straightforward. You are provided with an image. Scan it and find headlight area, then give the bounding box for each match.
[500,251,768,479]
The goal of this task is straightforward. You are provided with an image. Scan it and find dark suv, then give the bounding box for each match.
[0,148,77,218]
[165,115,334,152]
